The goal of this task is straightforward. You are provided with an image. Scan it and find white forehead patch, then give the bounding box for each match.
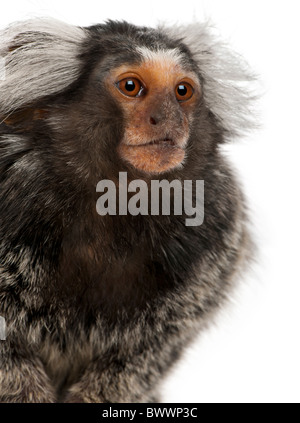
[136,46,184,68]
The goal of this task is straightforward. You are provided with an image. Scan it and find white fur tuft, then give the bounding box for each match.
[0,18,86,115]
[161,22,258,138]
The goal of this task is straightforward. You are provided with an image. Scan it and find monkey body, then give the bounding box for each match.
[0,19,255,402]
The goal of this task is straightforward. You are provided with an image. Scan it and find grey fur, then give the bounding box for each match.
[0,18,86,116]
[161,22,257,138]
[0,18,256,403]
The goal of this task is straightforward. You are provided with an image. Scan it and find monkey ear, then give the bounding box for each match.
[161,22,259,139]
[0,18,86,118]
[0,107,49,132]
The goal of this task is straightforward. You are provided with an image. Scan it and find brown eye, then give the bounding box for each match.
[175,82,194,102]
[117,78,144,97]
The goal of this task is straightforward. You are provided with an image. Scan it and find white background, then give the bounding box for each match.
[1,0,299,404]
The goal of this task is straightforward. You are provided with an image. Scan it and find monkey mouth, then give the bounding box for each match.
[124,138,178,148]
[118,138,185,174]
[147,138,176,147]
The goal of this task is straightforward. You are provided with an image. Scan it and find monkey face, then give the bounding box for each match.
[104,49,201,175]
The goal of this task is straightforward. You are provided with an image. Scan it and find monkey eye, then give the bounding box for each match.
[175,82,194,102]
[117,78,145,98]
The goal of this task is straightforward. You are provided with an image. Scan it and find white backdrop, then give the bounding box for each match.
[1,0,299,404]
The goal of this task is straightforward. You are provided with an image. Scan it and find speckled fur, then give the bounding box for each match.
[0,19,256,403]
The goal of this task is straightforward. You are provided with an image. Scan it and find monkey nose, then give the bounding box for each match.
[149,108,167,125]
[149,116,158,125]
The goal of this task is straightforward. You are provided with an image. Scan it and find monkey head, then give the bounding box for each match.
[0,20,255,183]
[104,51,201,174]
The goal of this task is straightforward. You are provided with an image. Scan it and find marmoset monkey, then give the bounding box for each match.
[0,18,256,402]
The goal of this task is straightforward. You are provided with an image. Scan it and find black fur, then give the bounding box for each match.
[0,19,254,402]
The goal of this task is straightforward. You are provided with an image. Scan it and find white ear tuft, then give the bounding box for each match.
[160,22,259,138]
[0,18,87,115]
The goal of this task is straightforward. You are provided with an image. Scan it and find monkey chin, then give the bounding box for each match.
[118,143,186,174]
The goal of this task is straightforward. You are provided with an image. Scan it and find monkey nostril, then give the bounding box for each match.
[150,117,157,125]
